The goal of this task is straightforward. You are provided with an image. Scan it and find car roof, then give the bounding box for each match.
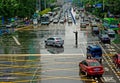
[89,45,101,49]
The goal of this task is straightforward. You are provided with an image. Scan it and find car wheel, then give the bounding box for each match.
[46,42,49,45]
[79,68,84,75]
[99,75,102,77]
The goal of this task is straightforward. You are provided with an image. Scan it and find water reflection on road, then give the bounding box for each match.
[0,55,40,83]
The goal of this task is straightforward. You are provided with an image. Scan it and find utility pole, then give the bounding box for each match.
[39,0,41,11]
[103,0,105,11]
[36,0,41,11]
[44,0,46,9]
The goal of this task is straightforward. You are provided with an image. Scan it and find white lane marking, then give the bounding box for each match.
[112,42,120,50]
[12,36,21,45]
[104,67,109,71]
[98,42,120,81]
[103,76,116,82]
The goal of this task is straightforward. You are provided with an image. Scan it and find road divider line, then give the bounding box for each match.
[98,42,120,81]
[12,36,21,45]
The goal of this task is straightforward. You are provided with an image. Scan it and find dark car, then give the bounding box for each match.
[79,59,104,77]
[105,29,115,38]
[92,26,99,35]
[87,45,102,63]
[98,34,111,44]
[112,54,120,68]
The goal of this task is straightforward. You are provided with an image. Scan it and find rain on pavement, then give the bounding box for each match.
[0,8,102,83]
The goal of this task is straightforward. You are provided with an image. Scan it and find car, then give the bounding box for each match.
[59,18,65,23]
[105,29,115,38]
[68,19,72,23]
[75,14,79,19]
[92,26,100,35]
[45,37,64,47]
[79,59,104,77]
[91,22,97,27]
[80,22,86,28]
[50,18,54,22]
[112,54,120,68]
[95,18,100,22]
[98,34,111,44]
[87,45,102,63]
[53,18,59,23]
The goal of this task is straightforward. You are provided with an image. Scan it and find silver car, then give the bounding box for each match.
[45,37,64,47]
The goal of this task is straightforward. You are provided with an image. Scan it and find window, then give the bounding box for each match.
[89,62,101,66]
[82,60,88,66]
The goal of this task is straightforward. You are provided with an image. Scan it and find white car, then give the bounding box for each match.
[53,18,59,23]
[45,37,64,47]
[59,19,65,23]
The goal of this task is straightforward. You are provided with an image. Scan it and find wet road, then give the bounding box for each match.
[0,8,93,83]
[0,23,87,54]
[0,8,120,83]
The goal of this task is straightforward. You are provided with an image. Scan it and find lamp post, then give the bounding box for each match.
[103,0,105,11]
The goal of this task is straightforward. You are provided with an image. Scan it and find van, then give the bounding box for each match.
[87,45,102,63]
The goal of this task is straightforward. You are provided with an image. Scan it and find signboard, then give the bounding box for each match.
[95,3,102,8]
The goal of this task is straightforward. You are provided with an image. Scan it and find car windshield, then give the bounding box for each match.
[89,61,101,66]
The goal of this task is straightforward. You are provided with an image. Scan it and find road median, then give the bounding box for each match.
[15,25,34,31]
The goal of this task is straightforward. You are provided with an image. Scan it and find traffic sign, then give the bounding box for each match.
[95,3,102,8]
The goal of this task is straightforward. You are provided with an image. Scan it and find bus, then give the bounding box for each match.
[103,18,119,30]
[41,14,50,25]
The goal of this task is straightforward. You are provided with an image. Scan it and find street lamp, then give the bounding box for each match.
[103,0,105,11]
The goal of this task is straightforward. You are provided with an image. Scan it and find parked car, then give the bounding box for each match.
[87,45,102,63]
[92,26,100,35]
[98,34,111,44]
[112,54,120,68]
[79,59,104,77]
[45,37,64,47]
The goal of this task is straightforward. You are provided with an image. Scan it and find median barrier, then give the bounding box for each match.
[15,25,33,31]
